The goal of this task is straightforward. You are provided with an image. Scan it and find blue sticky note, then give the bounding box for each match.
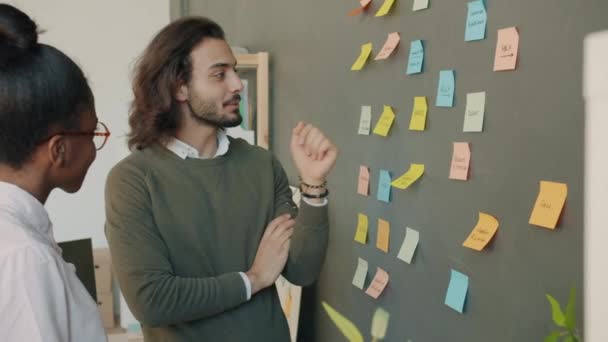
[436,70,455,107]
[406,40,424,75]
[444,269,469,313]
[377,170,391,203]
[465,0,487,41]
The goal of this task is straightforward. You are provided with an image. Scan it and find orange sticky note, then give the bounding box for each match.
[493,27,520,71]
[376,218,390,253]
[357,165,370,196]
[462,212,499,251]
[374,32,400,60]
[529,181,568,229]
[449,142,471,181]
[365,267,389,299]
[354,213,369,244]
[348,0,372,16]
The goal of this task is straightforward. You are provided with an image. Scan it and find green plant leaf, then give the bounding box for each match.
[565,287,577,331]
[563,335,575,342]
[544,331,561,342]
[546,294,566,327]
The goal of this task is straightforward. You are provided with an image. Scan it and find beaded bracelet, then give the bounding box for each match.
[299,177,327,189]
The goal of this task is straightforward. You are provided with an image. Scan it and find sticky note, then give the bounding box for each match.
[529,181,568,229]
[357,165,370,196]
[463,92,486,132]
[413,0,429,11]
[376,218,390,253]
[372,105,396,137]
[371,308,390,340]
[358,105,372,135]
[375,0,396,16]
[445,269,469,313]
[365,267,389,299]
[391,164,424,189]
[351,43,373,71]
[409,96,427,131]
[321,301,364,342]
[493,27,520,71]
[462,212,499,251]
[375,32,400,60]
[397,227,419,264]
[449,142,471,181]
[352,257,368,289]
[377,170,391,202]
[436,70,455,107]
[354,213,369,244]
[348,0,373,16]
[406,40,424,75]
[465,0,487,41]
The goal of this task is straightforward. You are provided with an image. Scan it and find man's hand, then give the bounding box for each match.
[290,122,339,185]
[246,214,295,295]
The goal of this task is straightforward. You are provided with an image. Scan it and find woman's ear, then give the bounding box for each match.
[47,135,66,166]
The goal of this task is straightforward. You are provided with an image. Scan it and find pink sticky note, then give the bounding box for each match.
[493,27,519,71]
[365,267,389,299]
[449,142,471,180]
[357,165,370,196]
[374,32,400,60]
[348,0,372,16]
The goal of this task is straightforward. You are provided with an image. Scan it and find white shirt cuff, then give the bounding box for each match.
[239,272,252,300]
[302,197,329,207]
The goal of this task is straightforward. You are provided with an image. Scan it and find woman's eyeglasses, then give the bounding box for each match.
[38,121,111,151]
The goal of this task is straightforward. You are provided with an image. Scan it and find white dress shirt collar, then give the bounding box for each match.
[165,130,230,159]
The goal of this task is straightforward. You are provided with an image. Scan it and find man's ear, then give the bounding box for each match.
[47,135,66,166]
[175,82,189,102]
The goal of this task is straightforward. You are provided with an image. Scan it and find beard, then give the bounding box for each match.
[187,93,243,128]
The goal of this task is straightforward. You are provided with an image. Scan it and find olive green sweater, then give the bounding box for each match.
[104,138,329,342]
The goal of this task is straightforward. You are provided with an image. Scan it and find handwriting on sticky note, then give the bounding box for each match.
[445,269,469,313]
[352,257,368,289]
[358,105,372,135]
[375,32,400,60]
[397,227,419,264]
[391,164,424,189]
[465,0,487,41]
[354,213,369,244]
[409,96,427,131]
[529,181,568,229]
[377,170,392,202]
[413,0,429,11]
[371,308,390,340]
[463,212,499,251]
[436,70,455,107]
[351,43,373,71]
[375,0,396,16]
[406,40,424,75]
[463,92,486,132]
[358,165,370,196]
[373,105,395,137]
[493,27,519,71]
[365,267,389,299]
[376,218,390,253]
[449,142,471,181]
[348,0,372,16]
[321,301,364,342]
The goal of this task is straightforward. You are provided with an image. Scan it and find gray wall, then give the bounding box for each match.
[181,0,607,341]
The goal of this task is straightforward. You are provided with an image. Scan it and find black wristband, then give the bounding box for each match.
[300,189,329,199]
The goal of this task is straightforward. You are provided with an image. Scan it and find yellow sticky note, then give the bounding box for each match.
[372,105,395,137]
[321,301,364,342]
[371,308,390,340]
[462,212,499,251]
[351,43,373,71]
[529,181,568,229]
[376,218,390,253]
[354,213,369,244]
[391,164,424,189]
[375,0,396,16]
[409,96,427,131]
[365,267,389,299]
[374,32,400,60]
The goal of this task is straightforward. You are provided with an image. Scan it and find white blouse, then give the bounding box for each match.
[0,181,106,342]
